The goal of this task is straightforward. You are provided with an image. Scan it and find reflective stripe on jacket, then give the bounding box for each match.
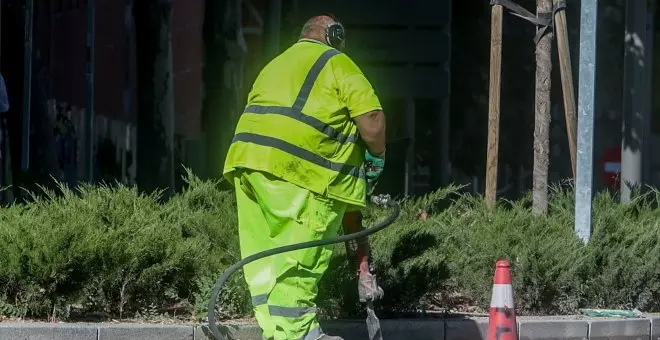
[224,40,381,207]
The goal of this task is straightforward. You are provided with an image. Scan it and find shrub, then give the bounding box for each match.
[0,173,250,321]
[355,185,660,316]
[1,172,660,321]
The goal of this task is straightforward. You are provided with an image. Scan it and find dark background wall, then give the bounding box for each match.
[0,0,630,198]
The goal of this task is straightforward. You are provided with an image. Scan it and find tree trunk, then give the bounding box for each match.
[532,0,553,215]
[133,0,175,196]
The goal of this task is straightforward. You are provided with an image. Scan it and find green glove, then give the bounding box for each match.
[365,150,385,182]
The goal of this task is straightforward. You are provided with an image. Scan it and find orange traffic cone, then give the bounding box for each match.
[487,259,517,340]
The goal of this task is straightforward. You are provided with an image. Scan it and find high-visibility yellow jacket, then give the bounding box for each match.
[223,39,382,208]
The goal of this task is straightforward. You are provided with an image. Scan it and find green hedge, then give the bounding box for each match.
[1,173,660,321]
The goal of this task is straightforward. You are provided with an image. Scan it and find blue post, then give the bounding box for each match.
[575,0,598,244]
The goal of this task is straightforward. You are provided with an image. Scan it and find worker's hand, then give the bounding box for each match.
[365,150,385,183]
[358,270,384,302]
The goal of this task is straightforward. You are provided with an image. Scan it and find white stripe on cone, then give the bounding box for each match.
[490,284,514,308]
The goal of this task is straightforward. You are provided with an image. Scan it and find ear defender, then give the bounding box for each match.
[321,12,345,50]
[326,22,345,50]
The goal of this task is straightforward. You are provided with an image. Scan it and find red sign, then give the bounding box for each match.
[600,146,621,189]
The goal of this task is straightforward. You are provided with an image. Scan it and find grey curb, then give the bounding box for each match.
[1,317,659,339]
[517,319,588,340]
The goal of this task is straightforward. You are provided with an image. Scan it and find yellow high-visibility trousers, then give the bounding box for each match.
[233,169,347,340]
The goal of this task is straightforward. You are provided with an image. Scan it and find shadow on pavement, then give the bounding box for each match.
[321,316,488,340]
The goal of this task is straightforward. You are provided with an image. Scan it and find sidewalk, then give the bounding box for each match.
[0,316,660,340]
[1,315,659,339]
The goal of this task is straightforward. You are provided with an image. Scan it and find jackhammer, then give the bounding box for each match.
[206,192,400,340]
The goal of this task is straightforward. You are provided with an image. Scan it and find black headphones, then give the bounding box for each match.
[323,13,345,50]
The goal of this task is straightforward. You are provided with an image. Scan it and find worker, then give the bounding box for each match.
[222,13,387,340]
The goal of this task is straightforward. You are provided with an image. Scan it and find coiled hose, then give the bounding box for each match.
[207,194,400,340]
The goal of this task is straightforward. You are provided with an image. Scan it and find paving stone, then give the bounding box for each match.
[98,324,194,340]
[0,323,98,340]
[11,318,660,340]
[588,318,650,340]
[650,317,660,340]
[195,323,262,340]
[195,320,444,340]
[518,319,588,340]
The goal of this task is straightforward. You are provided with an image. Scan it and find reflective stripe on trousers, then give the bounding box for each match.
[252,294,317,318]
[253,293,323,339]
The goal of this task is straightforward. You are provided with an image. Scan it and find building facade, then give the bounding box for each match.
[3,0,659,200]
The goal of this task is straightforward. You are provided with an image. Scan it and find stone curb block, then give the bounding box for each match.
[99,324,194,340]
[194,323,262,340]
[652,317,660,339]
[587,319,650,340]
[196,319,445,340]
[2,318,660,339]
[0,323,98,340]
[518,319,589,340]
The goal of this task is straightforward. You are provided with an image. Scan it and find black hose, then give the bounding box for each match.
[207,195,400,340]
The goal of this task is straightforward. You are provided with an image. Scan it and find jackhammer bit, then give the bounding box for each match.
[343,208,384,340]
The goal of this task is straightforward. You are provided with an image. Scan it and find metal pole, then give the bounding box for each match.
[85,0,95,182]
[21,0,33,171]
[575,0,598,244]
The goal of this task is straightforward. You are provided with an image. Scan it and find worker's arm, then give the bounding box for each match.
[354,110,386,156]
[332,55,386,156]
[343,209,384,302]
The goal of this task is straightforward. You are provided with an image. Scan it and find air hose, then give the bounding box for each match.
[207,194,401,340]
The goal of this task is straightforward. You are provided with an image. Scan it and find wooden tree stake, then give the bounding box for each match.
[486,4,503,208]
